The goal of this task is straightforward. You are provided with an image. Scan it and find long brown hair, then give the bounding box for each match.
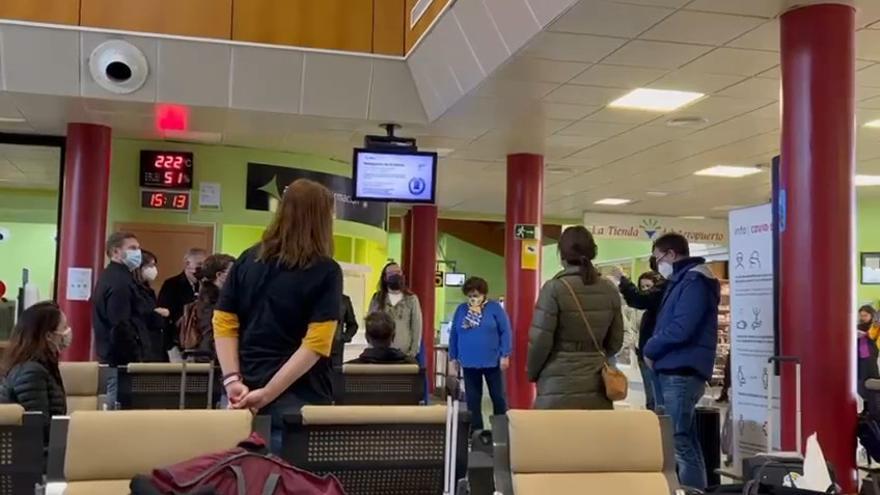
[196,254,235,305]
[1,301,63,375]
[559,226,599,285]
[258,179,334,268]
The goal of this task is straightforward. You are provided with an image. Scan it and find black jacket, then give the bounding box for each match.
[618,276,665,354]
[158,272,198,350]
[134,283,169,362]
[346,347,417,365]
[331,295,359,366]
[0,360,66,443]
[92,262,145,365]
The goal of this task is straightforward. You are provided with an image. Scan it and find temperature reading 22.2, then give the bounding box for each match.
[139,150,194,190]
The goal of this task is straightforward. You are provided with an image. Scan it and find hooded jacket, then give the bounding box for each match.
[643,257,720,380]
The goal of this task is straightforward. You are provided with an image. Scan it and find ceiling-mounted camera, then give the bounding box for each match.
[88,39,149,94]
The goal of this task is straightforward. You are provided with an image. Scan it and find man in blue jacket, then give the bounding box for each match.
[644,233,719,490]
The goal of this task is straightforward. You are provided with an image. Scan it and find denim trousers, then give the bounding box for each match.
[462,366,507,431]
[259,392,307,455]
[104,367,118,410]
[655,373,707,490]
[637,355,657,411]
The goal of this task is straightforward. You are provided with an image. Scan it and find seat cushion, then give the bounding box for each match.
[65,410,252,481]
[66,396,99,412]
[508,409,664,473]
[0,404,23,425]
[60,362,100,395]
[513,473,671,495]
[64,479,132,495]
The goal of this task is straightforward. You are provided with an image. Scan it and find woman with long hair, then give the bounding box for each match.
[179,253,235,361]
[133,250,170,362]
[369,262,423,359]
[214,179,342,452]
[0,301,69,444]
[527,226,624,409]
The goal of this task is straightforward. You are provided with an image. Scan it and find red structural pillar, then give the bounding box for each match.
[505,153,543,409]
[57,123,112,362]
[779,4,856,490]
[409,205,437,381]
[401,210,413,278]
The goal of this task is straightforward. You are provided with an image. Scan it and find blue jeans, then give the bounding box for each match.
[637,355,656,411]
[462,367,507,431]
[259,392,307,454]
[104,368,118,410]
[655,373,707,490]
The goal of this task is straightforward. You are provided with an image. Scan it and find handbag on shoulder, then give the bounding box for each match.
[559,278,628,401]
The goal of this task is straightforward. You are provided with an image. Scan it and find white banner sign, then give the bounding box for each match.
[582,212,728,244]
[728,204,778,468]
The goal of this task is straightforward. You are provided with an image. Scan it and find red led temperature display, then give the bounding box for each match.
[140,191,190,211]
[139,150,194,190]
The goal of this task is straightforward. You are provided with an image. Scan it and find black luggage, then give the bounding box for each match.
[697,406,722,486]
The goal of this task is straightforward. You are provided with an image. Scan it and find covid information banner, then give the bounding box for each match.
[728,203,779,469]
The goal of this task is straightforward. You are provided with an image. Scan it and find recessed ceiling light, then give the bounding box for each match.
[680,216,706,220]
[594,198,631,206]
[864,120,880,128]
[667,116,708,128]
[695,165,762,178]
[546,166,573,175]
[856,175,880,186]
[0,116,26,123]
[608,88,704,112]
[712,205,742,211]
[646,191,669,197]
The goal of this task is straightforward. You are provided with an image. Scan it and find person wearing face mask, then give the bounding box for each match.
[643,233,720,490]
[133,250,172,362]
[0,301,69,449]
[369,263,423,359]
[159,247,207,353]
[610,262,665,411]
[92,231,147,407]
[449,277,511,431]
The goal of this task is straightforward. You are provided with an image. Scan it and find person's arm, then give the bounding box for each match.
[213,259,247,405]
[527,282,559,382]
[12,363,51,417]
[409,295,423,358]
[619,277,661,311]
[644,278,712,361]
[342,297,358,343]
[605,296,625,357]
[496,304,513,370]
[449,306,463,363]
[238,263,342,410]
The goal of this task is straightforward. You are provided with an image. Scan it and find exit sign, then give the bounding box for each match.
[514,224,538,240]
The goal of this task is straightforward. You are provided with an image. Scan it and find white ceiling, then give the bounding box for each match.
[3,0,880,220]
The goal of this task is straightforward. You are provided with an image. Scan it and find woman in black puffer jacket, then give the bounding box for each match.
[0,301,69,445]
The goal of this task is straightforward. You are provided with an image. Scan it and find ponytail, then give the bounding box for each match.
[579,256,598,285]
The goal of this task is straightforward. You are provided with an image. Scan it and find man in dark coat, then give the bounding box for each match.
[158,248,206,351]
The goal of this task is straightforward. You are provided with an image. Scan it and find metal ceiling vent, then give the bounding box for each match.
[88,40,149,94]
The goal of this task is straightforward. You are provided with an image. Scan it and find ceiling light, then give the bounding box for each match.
[646,191,669,197]
[680,216,706,220]
[864,120,880,128]
[608,88,704,112]
[666,116,708,128]
[594,198,631,206]
[712,205,742,211]
[856,175,880,186]
[0,116,26,123]
[546,166,573,175]
[695,165,762,178]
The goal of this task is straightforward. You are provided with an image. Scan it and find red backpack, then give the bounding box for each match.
[132,433,345,495]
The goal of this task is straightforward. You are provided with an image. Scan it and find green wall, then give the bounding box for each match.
[0,189,57,224]
[859,196,880,305]
[0,222,58,299]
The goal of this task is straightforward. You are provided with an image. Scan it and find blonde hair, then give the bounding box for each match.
[257,179,334,268]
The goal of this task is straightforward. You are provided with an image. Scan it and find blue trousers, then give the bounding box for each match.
[655,373,707,490]
[637,355,657,411]
[462,366,507,431]
[259,392,307,455]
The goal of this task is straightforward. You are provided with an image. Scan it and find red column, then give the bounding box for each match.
[409,205,437,380]
[401,211,413,277]
[779,4,856,490]
[505,153,543,409]
[57,123,112,362]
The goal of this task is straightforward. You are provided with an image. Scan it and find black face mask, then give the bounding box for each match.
[386,274,404,291]
[859,322,872,332]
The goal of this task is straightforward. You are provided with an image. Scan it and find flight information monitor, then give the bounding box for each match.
[352,148,437,204]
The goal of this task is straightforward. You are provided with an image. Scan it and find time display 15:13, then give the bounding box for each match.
[140,191,190,211]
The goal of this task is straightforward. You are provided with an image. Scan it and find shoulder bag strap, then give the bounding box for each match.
[559,277,606,359]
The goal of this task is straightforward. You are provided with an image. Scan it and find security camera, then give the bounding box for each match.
[88,39,149,94]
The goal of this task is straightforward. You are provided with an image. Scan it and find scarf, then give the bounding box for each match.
[463,301,486,329]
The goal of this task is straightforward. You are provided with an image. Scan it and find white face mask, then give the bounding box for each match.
[468,295,485,307]
[142,266,158,282]
[658,262,674,279]
[53,327,73,352]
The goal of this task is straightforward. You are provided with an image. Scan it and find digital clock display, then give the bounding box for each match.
[139,150,194,190]
[141,191,190,211]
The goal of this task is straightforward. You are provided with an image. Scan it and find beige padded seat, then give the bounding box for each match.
[63,409,252,495]
[0,403,24,425]
[60,362,100,412]
[505,409,678,495]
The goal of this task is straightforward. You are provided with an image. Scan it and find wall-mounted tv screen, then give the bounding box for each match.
[352,148,437,204]
[445,272,466,287]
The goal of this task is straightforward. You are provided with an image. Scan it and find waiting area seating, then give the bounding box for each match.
[492,409,679,495]
[282,405,469,495]
[0,404,43,495]
[117,363,218,410]
[59,362,102,412]
[48,409,255,495]
[336,363,424,405]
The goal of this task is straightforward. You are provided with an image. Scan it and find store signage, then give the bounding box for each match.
[246,163,387,229]
[728,204,778,469]
[583,212,728,244]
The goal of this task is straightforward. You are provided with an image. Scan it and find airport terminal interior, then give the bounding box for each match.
[1,0,880,494]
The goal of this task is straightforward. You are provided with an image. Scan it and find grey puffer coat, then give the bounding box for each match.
[0,360,67,443]
[526,267,624,410]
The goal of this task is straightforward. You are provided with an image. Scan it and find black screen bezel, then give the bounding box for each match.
[351,148,438,204]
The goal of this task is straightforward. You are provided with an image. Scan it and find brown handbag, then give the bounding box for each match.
[559,278,629,402]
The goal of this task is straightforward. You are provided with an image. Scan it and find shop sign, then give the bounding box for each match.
[246,162,387,229]
[582,212,728,244]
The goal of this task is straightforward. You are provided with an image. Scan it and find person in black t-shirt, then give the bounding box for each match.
[214,179,341,453]
[347,312,417,365]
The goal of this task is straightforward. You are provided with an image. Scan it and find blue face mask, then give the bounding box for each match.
[122,249,142,271]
